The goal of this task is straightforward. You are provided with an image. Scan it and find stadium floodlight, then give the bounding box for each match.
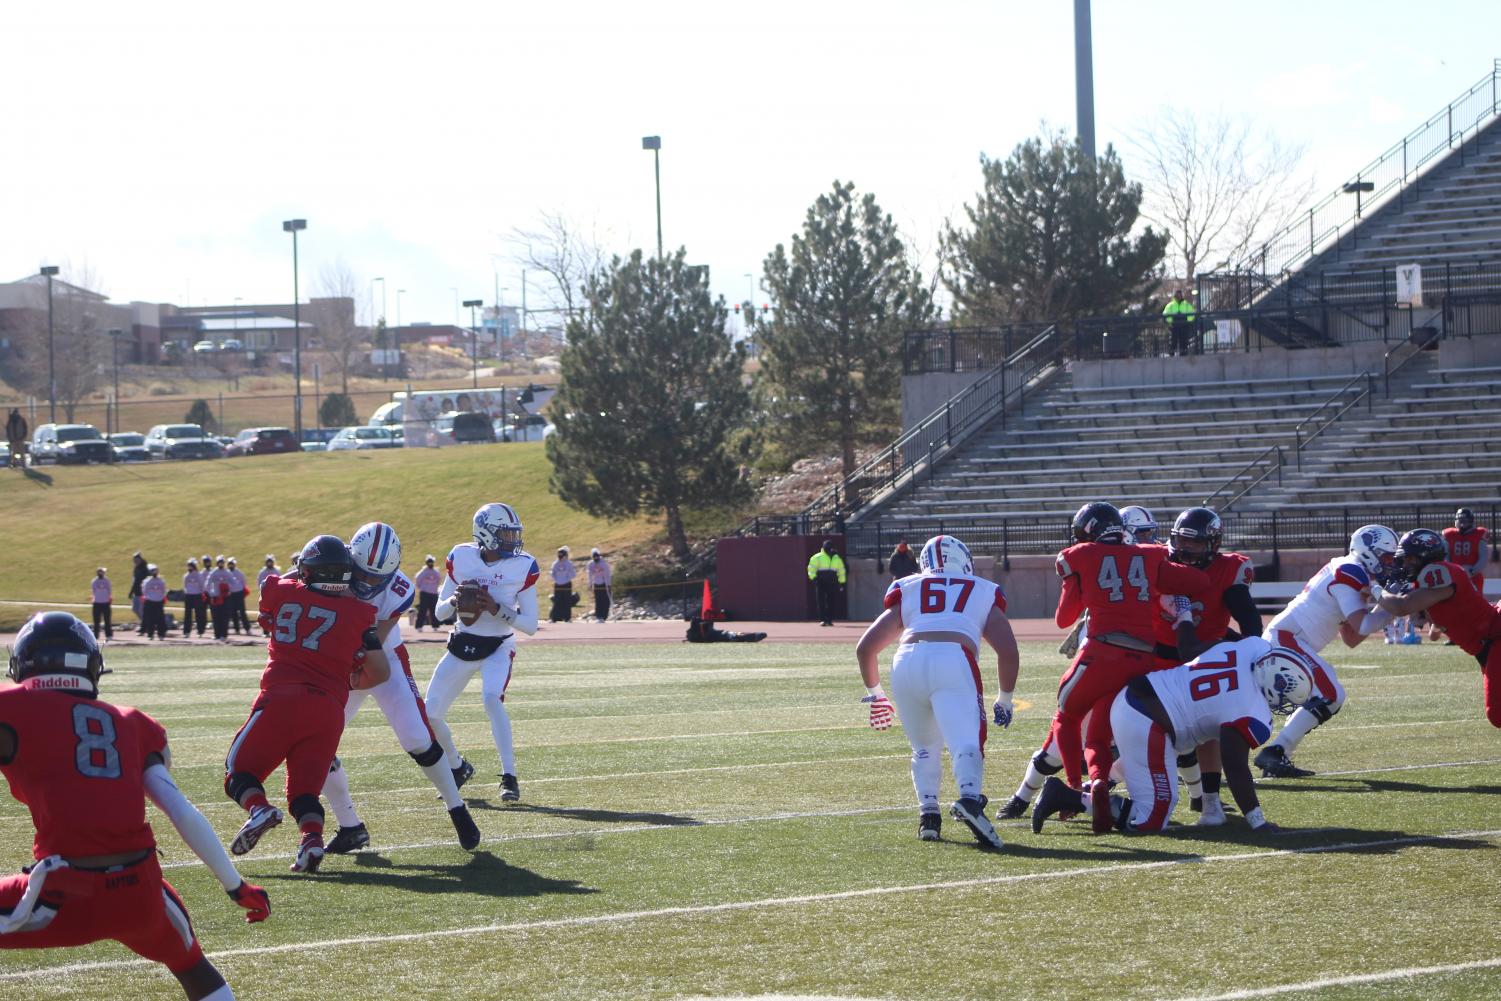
[282,219,308,440]
[40,266,59,423]
[463,299,483,389]
[642,136,663,259]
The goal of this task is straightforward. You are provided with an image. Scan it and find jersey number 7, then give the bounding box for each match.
[920,577,974,614]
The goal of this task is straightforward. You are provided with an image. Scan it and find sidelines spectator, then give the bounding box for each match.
[1443,508,1490,590]
[549,546,577,623]
[227,557,250,634]
[5,408,26,469]
[1162,289,1197,356]
[181,559,207,637]
[588,547,613,622]
[90,567,113,639]
[140,564,168,639]
[257,554,281,590]
[129,551,149,624]
[888,541,919,579]
[807,540,847,627]
[205,556,232,641]
[413,555,441,631]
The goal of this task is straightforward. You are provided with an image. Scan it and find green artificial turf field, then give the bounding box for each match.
[0,637,1497,1000]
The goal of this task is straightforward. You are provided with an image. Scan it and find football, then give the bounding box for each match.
[455,581,485,626]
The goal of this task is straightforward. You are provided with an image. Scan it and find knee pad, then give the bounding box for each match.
[1176,751,1198,769]
[1304,696,1337,723]
[1031,748,1064,775]
[289,794,324,824]
[409,741,445,768]
[224,771,262,805]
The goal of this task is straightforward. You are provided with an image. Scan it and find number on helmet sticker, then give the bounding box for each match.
[273,603,340,650]
[919,577,975,614]
[1096,555,1150,603]
[72,703,121,780]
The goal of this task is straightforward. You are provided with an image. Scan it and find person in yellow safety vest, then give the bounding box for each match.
[1162,289,1197,356]
[807,540,848,627]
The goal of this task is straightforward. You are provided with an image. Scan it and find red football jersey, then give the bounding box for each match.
[1441,527,1489,573]
[1411,560,1499,656]
[258,575,376,701]
[1056,541,1211,642]
[0,685,166,860]
[1152,551,1255,647]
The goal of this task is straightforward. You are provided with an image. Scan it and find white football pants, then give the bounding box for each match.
[1108,690,1178,832]
[425,636,519,776]
[889,641,987,812]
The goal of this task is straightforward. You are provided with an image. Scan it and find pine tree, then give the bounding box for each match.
[943,132,1167,323]
[184,399,217,433]
[319,393,357,429]
[546,249,750,561]
[757,180,934,479]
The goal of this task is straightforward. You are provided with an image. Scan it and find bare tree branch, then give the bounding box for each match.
[506,211,613,324]
[312,260,367,395]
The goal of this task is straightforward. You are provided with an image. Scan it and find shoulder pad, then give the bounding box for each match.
[1055,553,1073,578]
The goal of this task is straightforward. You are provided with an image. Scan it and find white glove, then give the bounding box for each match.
[1369,583,1386,604]
[992,691,1014,728]
[1160,594,1193,625]
[862,689,894,730]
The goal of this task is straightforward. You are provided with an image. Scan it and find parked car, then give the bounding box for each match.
[192,340,217,354]
[219,338,244,352]
[144,423,223,460]
[0,442,11,467]
[327,426,399,451]
[108,432,151,463]
[494,414,554,442]
[434,411,495,445]
[32,423,112,465]
[224,426,298,457]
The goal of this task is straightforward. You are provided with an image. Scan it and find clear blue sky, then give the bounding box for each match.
[4,1,1497,328]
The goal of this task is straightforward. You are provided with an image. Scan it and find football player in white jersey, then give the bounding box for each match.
[856,535,1020,849]
[1253,525,1397,778]
[425,503,540,803]
[1032,637,1307,834]
[1120,505,1160,545]
[321,522,482,854]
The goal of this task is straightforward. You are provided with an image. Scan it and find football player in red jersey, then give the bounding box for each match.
[224,535,389,874]
[1377,529,1501,727]
[1151,507,1263,825]
[1441,507,1490,590]
[1000,502,1211,831]
[0,612,269,1001]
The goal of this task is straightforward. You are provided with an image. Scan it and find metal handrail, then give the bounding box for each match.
[1293,371,1371,434]
[1203,443,1284,509]
[1233,61,1501,277]
[1383,327,1441,394]
[1222,447,1284,512]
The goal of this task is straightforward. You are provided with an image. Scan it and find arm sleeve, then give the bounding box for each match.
[511,584,540,635]
[434,556,460,624]
[1223,584,1262,638]
[1476,543,1490,573]
[1329,583,1368,619]
[143,763,243,892]
[1055,574,1083,629]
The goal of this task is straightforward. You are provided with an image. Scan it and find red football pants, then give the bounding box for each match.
[1048,644,1157,788]
[226,684,346,806]
[1481,640,1501,729]
[0,856,203,973]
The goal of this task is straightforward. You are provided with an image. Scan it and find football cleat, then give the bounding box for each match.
[450,805,482,851]
[949,796,1002,850]
[230,805,283,856]
[918,812,942,842]
[1189,795,1202,813]
[1090,781,1115,834]
[290,832,325,874]
[1254,745,1315,778]
[997,795,1030,820]
[453,758,475,790]
[1032,777,1085,834]
[1197,797,1227,827]
[325,823,370,855]
[500,773,520,802]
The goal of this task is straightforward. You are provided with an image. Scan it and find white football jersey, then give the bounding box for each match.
[883,572,1006,650]
[365,569,416,656]
[1147,637,1274,749]
[1265,557,1371,652]
[445,543,540,637]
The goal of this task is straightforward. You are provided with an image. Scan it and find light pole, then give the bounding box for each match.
[371,277,386,378]
[498,288,509,366]
[282,219,307,440]
[642,135,662,259]
[108,328,123,438]
[450,287,460,327]
[40,266,59,423]
[463,299,482,389]
[395,289,405,378]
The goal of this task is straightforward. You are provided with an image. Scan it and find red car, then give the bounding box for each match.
[224,426,299,457]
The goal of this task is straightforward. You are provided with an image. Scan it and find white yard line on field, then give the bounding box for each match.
[1161,956,1501,1000]
[4,827,1498,982]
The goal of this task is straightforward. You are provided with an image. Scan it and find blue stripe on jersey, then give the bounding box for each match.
[1334,561,1370,585]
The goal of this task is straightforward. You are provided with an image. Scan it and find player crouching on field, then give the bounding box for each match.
[1032,637,1310,836]
[1376,528,1501,727]
[856,535,1020,849]
[1,612,269,1001]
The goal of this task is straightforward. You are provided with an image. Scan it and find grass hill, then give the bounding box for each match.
[0,444,660,615]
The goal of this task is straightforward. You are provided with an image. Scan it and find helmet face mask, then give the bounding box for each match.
[1071,502,1126,544]
[298,535,355,595]
[1455,508,1475,532]
[1252,649,1315,715]
[473,503,524,555]
[1349,524,1399,587]
[1120,506,1158,544]
[348,522,402,600]
[7,612,107,697]
[919,535,973,576]
[1393,529,1448,586]
[1169,507,1223,568]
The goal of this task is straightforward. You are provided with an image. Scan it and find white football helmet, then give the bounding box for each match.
[919,535,973,576]
[348,522,402,599]
[1120,505,1158,544]
[1349,524,1399,586]
[473,502,523,555]
[1252,648,1316,715]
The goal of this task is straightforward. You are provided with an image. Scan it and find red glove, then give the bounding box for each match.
[228,881,270,923]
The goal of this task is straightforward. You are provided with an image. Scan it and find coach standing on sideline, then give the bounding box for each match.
[90,567,113,638]
[182,559,207,637]
[205,556,232,641]
[140,563,168,639]
[549,546,577,623]
[258,554,281,589]
[413,555,442,631]
[807,540,847,627]
[227,557,250,634]
[129,551,149,625]
[588,548,613,621]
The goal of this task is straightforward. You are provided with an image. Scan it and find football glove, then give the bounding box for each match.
[862,694,894,730]
[228,880,271,923]
[992,692,1014,728]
